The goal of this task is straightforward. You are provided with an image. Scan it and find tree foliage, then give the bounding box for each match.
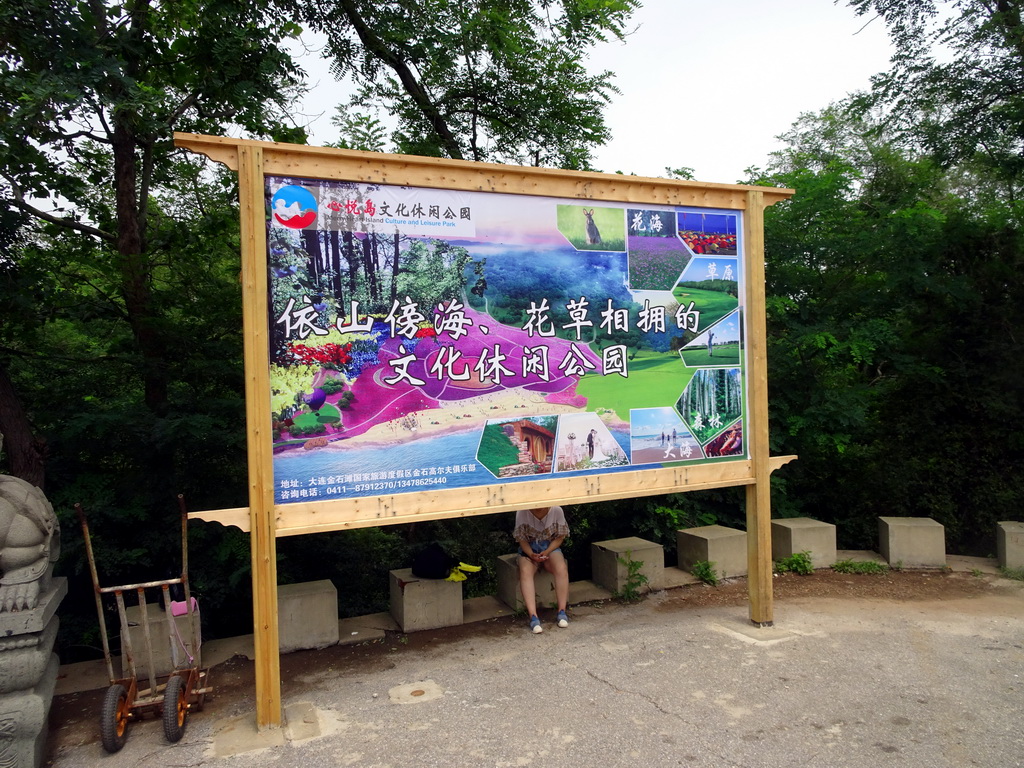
[748,101,1024,553]
[0,0,643,658]
[301,0,638,168]
[0,0,311,657]
[0,0,306,473]
[848,0,1024,185]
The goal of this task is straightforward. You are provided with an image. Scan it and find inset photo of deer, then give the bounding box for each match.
[555,205,626,251]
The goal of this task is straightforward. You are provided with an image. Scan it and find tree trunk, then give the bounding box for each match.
[330,230,343,305]
[0,361,45,489]
[343,231,359,299]
[362,236,378,303]
[112,120,168,416]
[391,233,400,304]
[336,0,465,160]
[302,229,322,285]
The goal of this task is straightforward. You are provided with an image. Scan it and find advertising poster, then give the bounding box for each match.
[267,176,747,504]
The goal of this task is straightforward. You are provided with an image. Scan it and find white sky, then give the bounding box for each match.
[291,0,894,185]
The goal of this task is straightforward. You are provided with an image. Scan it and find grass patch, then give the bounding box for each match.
[998,565,1024,581]
[679,342,741,367]
[556,205,625,251]
[476,423,520,476]
[576,350,692,420]
[831,558,889,575]
[293,402,341,427]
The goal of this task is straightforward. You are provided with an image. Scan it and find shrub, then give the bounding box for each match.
[774,550,813,575]
[690,560,719,586]
[614,551,649,602]
[319,378,346,395]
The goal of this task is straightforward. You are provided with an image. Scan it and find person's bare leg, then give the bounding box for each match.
[544,550,569,612]
[518,556,541,628]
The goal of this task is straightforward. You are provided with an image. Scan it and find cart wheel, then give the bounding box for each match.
[100,683,130,753]
[162,674,189,743]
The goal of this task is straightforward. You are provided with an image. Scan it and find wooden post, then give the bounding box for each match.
[743,189,774,626]
[237,143,282,727]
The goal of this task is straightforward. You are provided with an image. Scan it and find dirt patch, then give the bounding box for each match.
[656,568,996,610]
[44,569,1016,764]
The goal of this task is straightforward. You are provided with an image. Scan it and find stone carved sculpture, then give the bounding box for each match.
[0,433,66,767]
[0,477,60,613]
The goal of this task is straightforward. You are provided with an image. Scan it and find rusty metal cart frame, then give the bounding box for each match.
[75,495,211,753]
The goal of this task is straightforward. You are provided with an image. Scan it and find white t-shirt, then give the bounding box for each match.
[513,506,569,544]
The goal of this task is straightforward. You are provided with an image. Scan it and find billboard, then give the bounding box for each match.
[266,176,748,506]
[175,134,795,725]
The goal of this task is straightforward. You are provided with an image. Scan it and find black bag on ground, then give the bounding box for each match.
[411,542,459,579]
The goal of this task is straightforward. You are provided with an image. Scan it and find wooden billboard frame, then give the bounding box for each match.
[174,132,795,729]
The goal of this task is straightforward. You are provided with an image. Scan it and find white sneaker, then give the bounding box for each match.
[557,610,569,628]
[530,615,543,634]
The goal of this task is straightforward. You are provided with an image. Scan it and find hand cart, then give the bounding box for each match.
[76,495,211,753]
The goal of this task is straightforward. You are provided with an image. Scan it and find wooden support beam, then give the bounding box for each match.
[237,144,282,729]
[189,456,799,536]
[743,189,774,626]
[173,133,793,210]
[173,132,797,722]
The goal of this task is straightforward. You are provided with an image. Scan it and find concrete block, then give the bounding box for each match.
[879,517,946,567]
[591,537,664,593]
[677,525,747,578]
[389,569,463,632]
[996,521,1024,569]
[771,517,837,569]
[496,554,557,612]
[278,580,340,653]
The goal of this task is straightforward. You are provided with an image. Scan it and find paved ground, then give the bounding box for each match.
[46,566,1024,768]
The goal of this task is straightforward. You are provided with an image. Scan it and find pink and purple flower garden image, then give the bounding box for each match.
[625,207,690,290]
[626,234,692,290]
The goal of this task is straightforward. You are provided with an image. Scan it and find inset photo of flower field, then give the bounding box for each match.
[626,208,691,290]
[677,211,738,255]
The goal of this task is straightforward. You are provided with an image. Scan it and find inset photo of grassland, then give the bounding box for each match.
[672,257,739,335]
[680,311,742,367]
[556,204,625,251]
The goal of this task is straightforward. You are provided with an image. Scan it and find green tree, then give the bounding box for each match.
[0,0,304,426]
[848,0,1024,186]
[0,0,310,656]
[748,101,1024,553]
[301,0,638,168]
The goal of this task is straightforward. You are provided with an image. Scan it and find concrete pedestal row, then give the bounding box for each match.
[241,516,1024,641]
